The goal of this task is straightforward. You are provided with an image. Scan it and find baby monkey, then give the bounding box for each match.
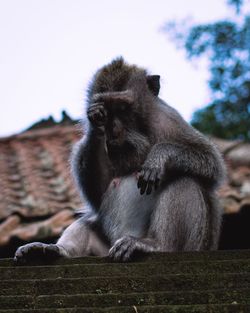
[15,58,225,263]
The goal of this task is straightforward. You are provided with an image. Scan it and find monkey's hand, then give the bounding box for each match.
[138,144,167,195]
[87,103,107,135]
[14,242,62,265]
[137,164,164,195]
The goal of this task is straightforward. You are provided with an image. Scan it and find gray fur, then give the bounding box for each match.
[14,58,225,263]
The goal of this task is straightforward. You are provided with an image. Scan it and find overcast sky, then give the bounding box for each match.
[0,0,235,136]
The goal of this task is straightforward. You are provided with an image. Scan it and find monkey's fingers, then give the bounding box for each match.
[109,236,137,262]
[146,169,158,195]
[151,169,161,190]
[139,179,147,195]
[14,242,43,264]
[88,111,105,125]
[137,170,145,189]
[87,103,107,126]
[109,238,127,260]
[88,103,107,118]
[109,241,130,261]
[138,168,153,195]
[154,177,160,190]
[122,244,137,262]
[121,237,138,261]
[141,169,151,195]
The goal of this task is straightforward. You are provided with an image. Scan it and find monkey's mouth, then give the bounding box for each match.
[107,139,123,148]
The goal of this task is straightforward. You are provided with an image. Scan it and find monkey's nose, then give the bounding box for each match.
[112,128,122,139]
[108,140,120,147]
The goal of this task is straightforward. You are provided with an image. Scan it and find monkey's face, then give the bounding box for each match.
[105,101,134,149]
[92,90,150,156]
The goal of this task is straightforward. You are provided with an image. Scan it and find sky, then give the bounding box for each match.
[0,0,236,136]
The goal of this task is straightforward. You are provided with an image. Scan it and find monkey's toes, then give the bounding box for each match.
[109,236,137,262]
[14,242,61,265]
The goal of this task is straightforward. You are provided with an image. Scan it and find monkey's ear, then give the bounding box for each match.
[147,75,160,96]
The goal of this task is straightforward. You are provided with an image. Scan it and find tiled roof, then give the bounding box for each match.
[0,125,250,255]
[0,125,82,255]
[0,250,250,312]
[213,138,250,214]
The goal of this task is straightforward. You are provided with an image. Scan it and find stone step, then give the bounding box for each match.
[0,304,249,313]
[0,289,249,310]
[1,259,250,280]
[1,250,250,267]
[1,273,250,296]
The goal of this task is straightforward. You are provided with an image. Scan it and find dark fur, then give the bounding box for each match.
[14,58,225,263]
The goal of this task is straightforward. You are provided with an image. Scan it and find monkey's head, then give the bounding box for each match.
[103,93,153,173]
[88,57,161,106]
[88,57,161,154]
[104,91,138,149]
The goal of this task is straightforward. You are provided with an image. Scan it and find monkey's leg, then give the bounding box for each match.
[150,176,215,251]
[109,176,217,261]
[57,217,109,257]
[205,193,222,250]
[15,217,109,264]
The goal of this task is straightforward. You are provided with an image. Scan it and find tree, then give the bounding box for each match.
[164,0,250,140]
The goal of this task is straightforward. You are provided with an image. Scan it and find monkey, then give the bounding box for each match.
[14,57,226,263]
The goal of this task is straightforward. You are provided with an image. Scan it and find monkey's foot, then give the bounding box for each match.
[109,236,138,262]
[14,242,62,265]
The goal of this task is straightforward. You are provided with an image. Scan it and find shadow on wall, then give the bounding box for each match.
[219,205,250,250]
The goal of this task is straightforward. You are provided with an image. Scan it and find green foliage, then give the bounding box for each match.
[227,0,244,12]
[164,0,250,141]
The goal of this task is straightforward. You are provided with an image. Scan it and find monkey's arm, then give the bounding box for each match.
[138,140,225,195]
[72,102,113,209]
[72,132,112,209]
[93,90,134,105]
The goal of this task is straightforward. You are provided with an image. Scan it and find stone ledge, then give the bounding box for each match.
[0,250,249,312]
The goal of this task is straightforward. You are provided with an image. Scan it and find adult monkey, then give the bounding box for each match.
[15,58,225,263]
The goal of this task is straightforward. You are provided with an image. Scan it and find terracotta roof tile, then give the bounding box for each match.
[226,143,250,166]
[211,137,242,154]
[0,125,82,221]
[9,209,75,243]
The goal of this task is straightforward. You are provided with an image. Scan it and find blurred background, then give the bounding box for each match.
[0,0,249,257]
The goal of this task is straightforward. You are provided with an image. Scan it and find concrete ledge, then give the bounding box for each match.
[0,250,249,312]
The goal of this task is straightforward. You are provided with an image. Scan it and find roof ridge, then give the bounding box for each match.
[0,124,82,142]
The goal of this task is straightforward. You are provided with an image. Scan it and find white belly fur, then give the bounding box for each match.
[99,175,155,243]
